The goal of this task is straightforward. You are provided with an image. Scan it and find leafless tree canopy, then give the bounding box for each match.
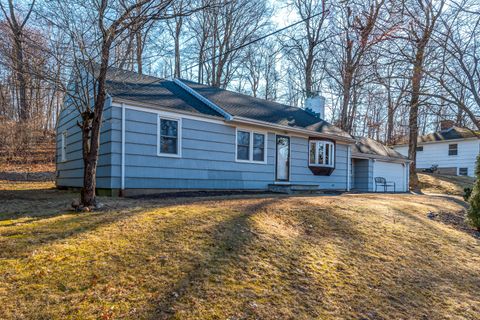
[1,0,479,197]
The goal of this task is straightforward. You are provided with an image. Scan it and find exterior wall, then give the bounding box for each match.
[352,158,373,192]
[108,105,350,191]
[289,136,349,189]
[394,139,479,177]
[55,97,114,188]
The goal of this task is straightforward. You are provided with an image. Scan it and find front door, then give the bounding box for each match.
[276,135,290,181]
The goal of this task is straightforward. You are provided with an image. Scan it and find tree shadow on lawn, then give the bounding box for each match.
[150,199,277,319]
[148,197,369,320]
[379,203,480,319]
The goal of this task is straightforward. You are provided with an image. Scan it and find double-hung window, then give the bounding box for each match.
[236,129,266,163]
[158,116,181,156]
[448,143,458,156]
[309,140,335,167]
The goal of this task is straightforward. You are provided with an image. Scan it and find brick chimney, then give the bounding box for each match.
[440,120,455,131]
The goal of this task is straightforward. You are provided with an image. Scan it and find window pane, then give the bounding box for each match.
[448,144,458,155]
[317,143,324,164]
[253,133,264,148]
[237,131,250,146]
[309,142,316,164]
[161,119,178,137]
[253,147,264,161]
[160,137,177,154]
[325,143,330,164]
[237,145,249,160]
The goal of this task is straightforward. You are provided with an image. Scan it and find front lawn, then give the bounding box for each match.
[0,182,479,319]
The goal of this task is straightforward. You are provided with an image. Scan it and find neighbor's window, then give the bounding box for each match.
[416,146,424,152]
[309,140,335,167]
[236,129,266,162]
[61,131,67,162]
[459,167,468,176]
[448,143,458,156]
[158,116,180,156]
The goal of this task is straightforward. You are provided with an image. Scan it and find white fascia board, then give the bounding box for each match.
[173,78,234,120]
[230,116,356,144]
[393,136,479,147]
[351,152,411,163]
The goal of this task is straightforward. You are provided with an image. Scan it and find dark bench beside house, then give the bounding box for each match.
[374,177,396,192]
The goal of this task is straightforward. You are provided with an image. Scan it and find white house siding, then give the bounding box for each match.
[106,105,350,191]
[394,140,479,177]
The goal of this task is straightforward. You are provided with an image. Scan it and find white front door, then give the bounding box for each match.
[276,135,290,181]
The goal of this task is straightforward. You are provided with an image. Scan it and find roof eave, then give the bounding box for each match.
[231,116,355,143]
[351,152,410,162]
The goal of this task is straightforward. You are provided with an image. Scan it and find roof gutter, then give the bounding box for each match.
[230,116,356,144]
[173,78,234,121]
[351,152,411,163]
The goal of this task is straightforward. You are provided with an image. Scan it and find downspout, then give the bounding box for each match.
[121,103,125,196]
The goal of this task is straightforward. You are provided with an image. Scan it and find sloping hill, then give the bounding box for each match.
[418,173,475,196]
[0,183,479,319]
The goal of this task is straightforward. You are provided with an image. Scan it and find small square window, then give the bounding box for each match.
[448,144,458,156]
[416,146,423,152]
[459,168,468,176]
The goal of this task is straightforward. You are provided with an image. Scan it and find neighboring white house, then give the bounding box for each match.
[393,121,479,177]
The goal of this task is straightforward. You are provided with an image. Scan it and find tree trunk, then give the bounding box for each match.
[407,44,426,191]
[81,43,111,207]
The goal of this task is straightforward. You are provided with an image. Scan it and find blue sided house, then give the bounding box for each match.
[56,66,409,195]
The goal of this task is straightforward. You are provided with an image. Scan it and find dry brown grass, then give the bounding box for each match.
[0,182,479,319]
[418,173,475,196]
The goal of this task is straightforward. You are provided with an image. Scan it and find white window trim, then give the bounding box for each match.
[235,128,268,164]
[308,140,335,168]
[157,115,182,158]
[61,130,67,162]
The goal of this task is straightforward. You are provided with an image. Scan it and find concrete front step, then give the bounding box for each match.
[268,184,320,194]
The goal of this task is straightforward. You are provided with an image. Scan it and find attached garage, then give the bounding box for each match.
[351,137,410,193]
[373,160,408,192]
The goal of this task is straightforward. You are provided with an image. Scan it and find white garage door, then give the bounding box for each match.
[374,161,406,192]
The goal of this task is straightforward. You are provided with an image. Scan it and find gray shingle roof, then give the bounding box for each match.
[180,79,351,139]
[352,136,408,161]
[102,67,223,117]
[418,126,479,143]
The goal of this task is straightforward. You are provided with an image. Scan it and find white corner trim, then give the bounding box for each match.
[347,145,351,191]
[121,103,125,190]
[173,79,234,121]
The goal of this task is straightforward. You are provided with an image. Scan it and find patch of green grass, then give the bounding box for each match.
[0,181,479,319]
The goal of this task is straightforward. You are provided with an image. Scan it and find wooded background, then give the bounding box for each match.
[0,0,479,171]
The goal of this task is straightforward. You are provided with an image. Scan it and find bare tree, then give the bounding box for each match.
[402,0,444,190]
[0,0,36,121]
[45,0,205,207]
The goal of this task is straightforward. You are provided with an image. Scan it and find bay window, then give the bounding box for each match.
[309,140,335,167]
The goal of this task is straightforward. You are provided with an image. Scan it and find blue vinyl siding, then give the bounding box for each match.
[57,103,351,192]
[55,96,114,189]
[105,106,349,191]
[352,158,373,192]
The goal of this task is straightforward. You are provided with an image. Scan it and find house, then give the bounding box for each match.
[56,66,409,195]
[393,121,479,177]
[351,136,410,192]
